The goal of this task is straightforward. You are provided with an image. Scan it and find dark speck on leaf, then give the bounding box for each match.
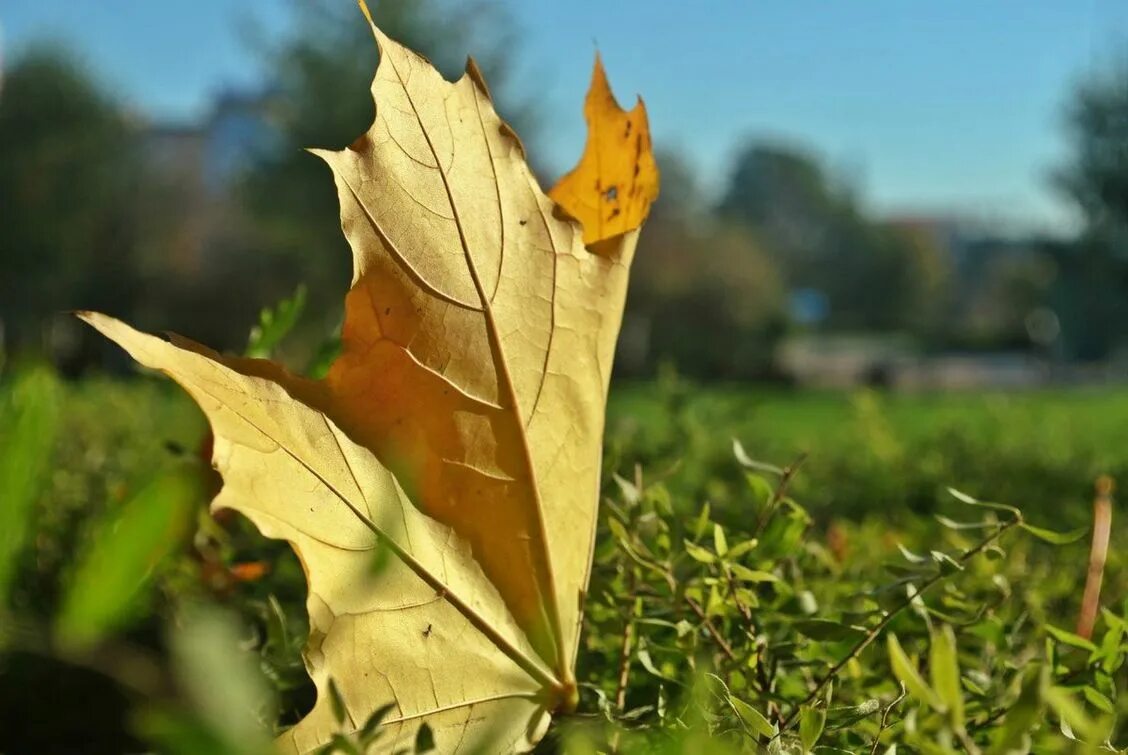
[605,185,618,202]
[385,307,391,315]
[519,219,527,226]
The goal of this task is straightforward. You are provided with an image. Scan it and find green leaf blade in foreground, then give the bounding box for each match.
[987,665,1045,755]
[729,695,776,738]
[1019,522,1088,545]
[929,624,964,730]
[55,461,207,651]
[887,633,942,711]
[1044,624,1098,653]
[0,366,61,604]
[798,704,827,753]
[167,603,277,753]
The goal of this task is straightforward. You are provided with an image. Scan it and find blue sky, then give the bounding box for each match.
[3,1,1127,231]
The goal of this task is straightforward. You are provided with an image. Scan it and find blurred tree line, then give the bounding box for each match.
[1048,55,1128,361]
[3,3,1128,379]
[0,46,142,367]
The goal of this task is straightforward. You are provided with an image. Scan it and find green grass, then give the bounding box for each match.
[608,379,1128,527]
[10,372,1124,621]
[10,372,1124,614]
[6,370,1128,752]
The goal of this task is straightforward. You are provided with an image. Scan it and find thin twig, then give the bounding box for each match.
[1077,475,1113,639]
[970,704,1008,732]
[870,682,907,754]
[615,537,737,662]
[735,452,801,715]
[685,595,737,661]
[610,570,638,754]
[779,517,1021,734]
[753,453,809,538]
[955,726,983,755]
[724,566,756,632]
[722,564,779,716]
[615,573,638,713]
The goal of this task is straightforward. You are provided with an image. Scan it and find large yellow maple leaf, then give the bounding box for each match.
[83,9,657,754]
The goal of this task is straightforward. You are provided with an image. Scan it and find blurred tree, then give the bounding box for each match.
[240,0,530,339]
[885,223,954,341]
[717,141,949,336]
[1051,52,1128,359]
[964,248,1057,349]
[621,149,787,378]
[718,145,833,230]
[716,144,844,281]
[0,46,140,362]
[1056,55,1128,235]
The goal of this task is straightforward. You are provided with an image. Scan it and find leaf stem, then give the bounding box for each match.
[614,571,638,714]
[609,570,638,754]
[723,565,756,633]
[870,682,907,754]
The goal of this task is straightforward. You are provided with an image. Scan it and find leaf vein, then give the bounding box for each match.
[382,49,567,674]
[185,373,557,690]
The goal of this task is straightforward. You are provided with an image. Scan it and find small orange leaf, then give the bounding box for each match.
[549,55,660,246]
[228,561,270,582]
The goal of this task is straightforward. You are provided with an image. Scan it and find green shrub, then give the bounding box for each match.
[2,311,1126,752]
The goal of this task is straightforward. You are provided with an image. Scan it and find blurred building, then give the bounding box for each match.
[126,86,286,350]
[885,214,1060,347]
[776,214,1105,389]
[136,87,279,280]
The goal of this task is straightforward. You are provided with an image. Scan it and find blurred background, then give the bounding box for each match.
[3,0,1127,385]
